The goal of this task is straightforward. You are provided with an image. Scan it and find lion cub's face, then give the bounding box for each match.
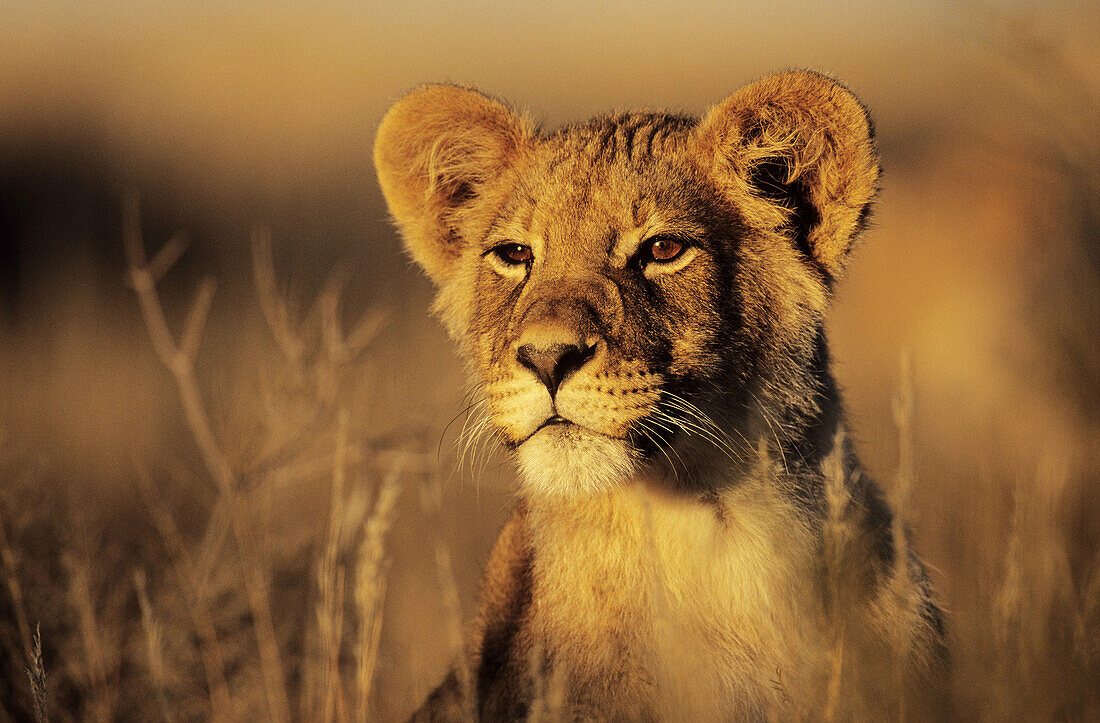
[463,119,736,494]
[375,74,879,497]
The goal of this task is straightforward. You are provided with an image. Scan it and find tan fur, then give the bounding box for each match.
[376,71,946,720]
[527,471,820,719]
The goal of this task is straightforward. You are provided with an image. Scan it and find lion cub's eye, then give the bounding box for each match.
[642,236,686,264]
[488,243,533,266]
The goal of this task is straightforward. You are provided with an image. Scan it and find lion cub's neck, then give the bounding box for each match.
[523,470,824,718]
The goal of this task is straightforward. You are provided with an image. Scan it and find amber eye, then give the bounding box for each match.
[644,236,686,264]
[489,243,533,266]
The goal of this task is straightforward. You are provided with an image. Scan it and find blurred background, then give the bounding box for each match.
[0,1,1097,719]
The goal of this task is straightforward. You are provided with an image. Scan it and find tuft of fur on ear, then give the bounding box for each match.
[374,85,533,285]
[697,70,880,278]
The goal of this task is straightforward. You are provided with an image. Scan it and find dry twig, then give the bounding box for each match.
[124,195,292,723]
[122,196,233,499]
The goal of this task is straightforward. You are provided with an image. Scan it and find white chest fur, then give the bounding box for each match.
[526,478,824,719]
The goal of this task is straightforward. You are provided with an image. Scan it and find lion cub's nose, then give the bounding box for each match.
[516,340,597,396]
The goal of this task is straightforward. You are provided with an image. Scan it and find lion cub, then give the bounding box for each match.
[375,71,946,720]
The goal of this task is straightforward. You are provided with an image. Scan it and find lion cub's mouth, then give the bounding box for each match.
[535,415,571,432]
[520,414,596,445]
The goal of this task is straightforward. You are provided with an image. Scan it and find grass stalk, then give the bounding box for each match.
[354,465,401,721]
[26,624,48,723]
[134,570,175,723]
[0,506,34,668]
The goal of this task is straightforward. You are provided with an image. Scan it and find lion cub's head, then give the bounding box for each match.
[375,72,879,498]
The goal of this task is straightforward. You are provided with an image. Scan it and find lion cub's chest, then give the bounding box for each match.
[527,481,821,719]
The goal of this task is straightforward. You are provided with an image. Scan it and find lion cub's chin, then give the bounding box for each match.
[515,424,636,498]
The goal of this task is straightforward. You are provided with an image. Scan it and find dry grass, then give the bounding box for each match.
[0,205,420,721]
[0,162,1097,723]
[0,206,1096,720]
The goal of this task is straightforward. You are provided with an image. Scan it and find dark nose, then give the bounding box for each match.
[516,341,597,396]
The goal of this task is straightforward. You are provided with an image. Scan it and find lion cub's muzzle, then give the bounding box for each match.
[488,279,660,458]
[510,287,606,401]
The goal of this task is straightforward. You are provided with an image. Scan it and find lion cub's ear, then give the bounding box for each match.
[697,71,880,278]
[374,85,533,284]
